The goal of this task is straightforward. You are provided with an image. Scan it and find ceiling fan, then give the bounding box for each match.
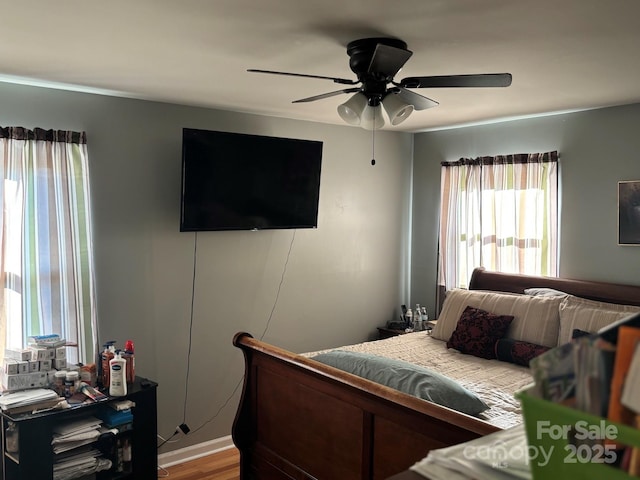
[248,37,512,129]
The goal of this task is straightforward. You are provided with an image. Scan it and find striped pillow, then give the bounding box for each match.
[433,289,562,348]
[557,295,640,346]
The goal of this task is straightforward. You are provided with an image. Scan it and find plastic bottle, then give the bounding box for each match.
[109,350,127,397]
[5,422,18,453]
[123,340,135,384]
[101,341,116,388]
[414,304,422,330]
[405,308,413,331]
[54,370,67,396]
[122,437,132,472]
[98,344,108,387]
[65,371,79,397]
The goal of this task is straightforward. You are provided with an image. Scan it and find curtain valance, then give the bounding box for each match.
[0,126,86,144]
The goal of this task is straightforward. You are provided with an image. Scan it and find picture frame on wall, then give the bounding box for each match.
[618,180,640,246]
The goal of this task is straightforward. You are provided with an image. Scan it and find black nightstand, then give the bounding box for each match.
[377,327,408,340]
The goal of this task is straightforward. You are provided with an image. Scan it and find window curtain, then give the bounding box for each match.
[438,151,558,294]
[0,127,97,365]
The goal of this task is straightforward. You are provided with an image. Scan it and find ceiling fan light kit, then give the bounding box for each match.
[360,103,385,130]
[337,92,368,125]
[337,92,411,128]
[249,37,512,130]
[382,92,415,126]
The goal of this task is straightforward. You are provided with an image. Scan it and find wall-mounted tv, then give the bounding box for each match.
[180,128,323,232]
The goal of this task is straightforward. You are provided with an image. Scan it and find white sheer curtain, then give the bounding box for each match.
[0,127,98,365]
[438,151,558,292]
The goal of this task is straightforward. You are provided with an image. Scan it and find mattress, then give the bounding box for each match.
[306,331,533,429]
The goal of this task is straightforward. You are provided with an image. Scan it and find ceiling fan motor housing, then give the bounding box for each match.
[346,37,408,76]
[347,38,408,103]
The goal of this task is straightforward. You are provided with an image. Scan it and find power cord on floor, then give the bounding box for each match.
[158,229,296,451]
[156,432,182,449]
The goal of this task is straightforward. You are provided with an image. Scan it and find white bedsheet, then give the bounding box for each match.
[306,331,533,429]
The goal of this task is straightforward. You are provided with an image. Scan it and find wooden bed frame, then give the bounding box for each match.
[232,268,640,480]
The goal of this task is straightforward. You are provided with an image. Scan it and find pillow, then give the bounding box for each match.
[524,287,568,297]
[557,295,640,346]
[432,288,563,347]
[446,306,514,359]
[494,338,551,367]
[311,350,489,416]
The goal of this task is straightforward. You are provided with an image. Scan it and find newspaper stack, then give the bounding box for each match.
[0,388,62,414]
[51,416,103,454]
[51,416,112,480]
[410,424,531,480]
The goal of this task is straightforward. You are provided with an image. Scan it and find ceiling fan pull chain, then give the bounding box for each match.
[371,111,376,166]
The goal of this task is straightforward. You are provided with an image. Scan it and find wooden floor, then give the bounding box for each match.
[160,447,240,480]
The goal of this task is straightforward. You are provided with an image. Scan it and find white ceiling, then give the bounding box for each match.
[2,0,640,132]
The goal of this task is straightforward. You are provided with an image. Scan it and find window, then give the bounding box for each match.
[0,127,97,365]
[438,151,558,291]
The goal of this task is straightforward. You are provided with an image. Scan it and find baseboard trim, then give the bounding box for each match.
[158,435,236,468]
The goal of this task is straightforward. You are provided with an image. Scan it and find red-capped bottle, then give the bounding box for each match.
[123,340,135,383]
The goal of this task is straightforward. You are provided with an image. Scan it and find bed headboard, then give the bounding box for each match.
[468,267,640,307]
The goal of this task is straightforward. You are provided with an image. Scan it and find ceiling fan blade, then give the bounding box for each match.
[400,73,512,88]
[292,87,360,103]
[247,69,358,85]
[368,43,413,79]
[395,87,439,111]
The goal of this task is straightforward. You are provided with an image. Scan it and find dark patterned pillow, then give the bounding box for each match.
[495,338,551,367]
[446,306,514,359]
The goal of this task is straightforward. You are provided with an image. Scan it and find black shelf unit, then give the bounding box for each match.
[1,377,158,480]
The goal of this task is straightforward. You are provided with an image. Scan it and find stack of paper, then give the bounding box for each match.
[410,424,531,480]
[53,445,112,480]
[51,416,103,454]
[51,418,113,480]
[0,388,61,413]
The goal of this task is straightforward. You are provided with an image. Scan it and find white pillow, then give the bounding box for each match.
[524,287,568,298]
[432,289,563,348]
[557,295,640,346]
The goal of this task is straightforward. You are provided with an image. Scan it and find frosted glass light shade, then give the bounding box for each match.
[383,93,414,125]
[337,93,368,126]
[360,105,385,130]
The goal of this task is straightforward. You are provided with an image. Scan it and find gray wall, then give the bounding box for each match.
[0,82,413,451]
[411,104,640,318]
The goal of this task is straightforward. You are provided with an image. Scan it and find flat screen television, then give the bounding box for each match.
[180,128,323,232]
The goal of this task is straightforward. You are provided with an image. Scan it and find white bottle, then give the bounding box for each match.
[405,308,413,331]
[109,350,127,397]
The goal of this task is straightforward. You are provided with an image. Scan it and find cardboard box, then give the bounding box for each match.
[29,347,45,361]
[4,348,32,362]
[52,358,67,370]
[2,359,19,375]
[40,359,52,371]
[30,347,56,361]
[2,372,48,391]
[55,346,66,359]
[28,361,40,373]
[17,361,29,374]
